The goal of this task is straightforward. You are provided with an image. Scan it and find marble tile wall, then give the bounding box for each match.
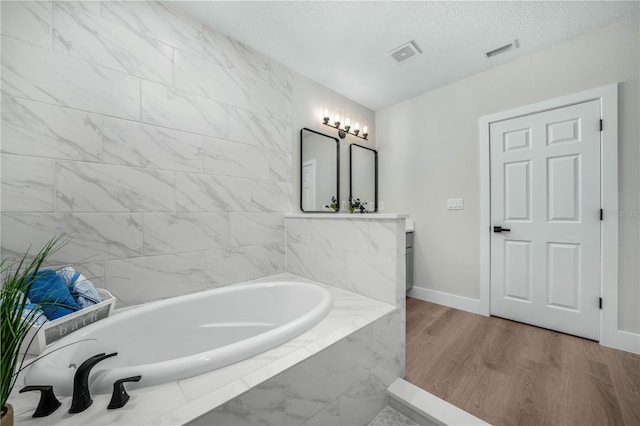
[1,1,292,305]
[189,310,403,426]
[285,217,406,308]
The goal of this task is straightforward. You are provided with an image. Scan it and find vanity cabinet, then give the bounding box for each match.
[406,231,414,291]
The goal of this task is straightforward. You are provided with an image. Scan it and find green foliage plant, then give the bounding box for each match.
[0,236,65,415]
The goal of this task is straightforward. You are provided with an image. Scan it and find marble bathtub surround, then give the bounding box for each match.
[285,215,407,308]
[9,275,400,426]
[1,0,293,304]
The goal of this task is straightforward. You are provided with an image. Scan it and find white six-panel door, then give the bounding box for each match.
[490,100,601,340]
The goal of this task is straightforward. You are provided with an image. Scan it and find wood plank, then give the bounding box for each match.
[405,297,640,426]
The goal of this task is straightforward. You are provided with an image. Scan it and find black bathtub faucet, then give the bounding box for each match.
[68,352,118,414]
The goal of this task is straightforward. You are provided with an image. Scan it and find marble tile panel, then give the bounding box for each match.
[396,223,407,257]
[101,0,204,54]
[177,329,314,403]
[247,78,293,123]
[157,380,249,426]
[251,179,292,212]
[286,217,400,258]
[338,374,389,426]
[286,243,348,288]
[205,244,285,286]
[202,27,269,81]
[103,117,203,172]
[52,2,174,85]
[55,0,100,16]
[372,310,403,364]
[396,255,407,308]
[302,399,342,426]
[143,213,229,255]
[230,212,284,246]
[1,96,102,161]
[240,347,315,390]
[174,48,252,108]
[1,1,51,48]
[1,36,140,120]
[284,325,375,423]
[267,59,293,103]
[56,161,175,212]
[180,365,257,403]
[192,376,285,426]
[228,106,291,151]
[103,252,207,305]
[1,213,143,264]
[1,154,54,212]
[141,80,228,138]
[176,172,251,212]
[347,252,397,305]
[267,149,293,182]
[203,137,269,179]
[372,310,404,384]
[305,288,394,342]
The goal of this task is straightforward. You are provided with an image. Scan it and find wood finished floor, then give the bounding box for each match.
[405,297,640,426]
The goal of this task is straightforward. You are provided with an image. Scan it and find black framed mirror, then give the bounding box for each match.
[349,143,378,212]
[300,128,340,212]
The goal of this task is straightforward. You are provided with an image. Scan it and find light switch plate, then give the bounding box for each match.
[447,198,464,210]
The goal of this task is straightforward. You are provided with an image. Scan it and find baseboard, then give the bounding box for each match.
[387,379,489,426]
[601,329,640,355]
[407,286,485,316]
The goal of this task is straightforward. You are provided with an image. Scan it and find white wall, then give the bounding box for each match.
[292,74,376,212]
[377,18,639,333]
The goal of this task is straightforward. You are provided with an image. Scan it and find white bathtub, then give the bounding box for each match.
[24,281,332,396]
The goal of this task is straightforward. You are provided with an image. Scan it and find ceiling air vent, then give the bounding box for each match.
[388,40,422,64]
[485,39,520,58]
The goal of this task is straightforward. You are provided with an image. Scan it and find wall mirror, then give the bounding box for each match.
[350,143,378,212]
[300,128,340,212]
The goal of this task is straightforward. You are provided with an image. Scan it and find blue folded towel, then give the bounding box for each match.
[25,270,81,320]
[20,294,46,327]
[57,267,101,309]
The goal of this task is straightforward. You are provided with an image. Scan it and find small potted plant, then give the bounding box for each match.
[348,196,368,213]
[324,196,339,212]
[1,237,63,426]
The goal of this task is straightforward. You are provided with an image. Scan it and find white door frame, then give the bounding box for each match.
[478,83,634,353]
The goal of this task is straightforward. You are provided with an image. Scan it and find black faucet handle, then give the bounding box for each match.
[69,352,118,414]
[19,385,62,417]
[108,375,142,409]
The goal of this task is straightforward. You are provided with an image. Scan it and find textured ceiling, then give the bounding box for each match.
[168,1,639,111]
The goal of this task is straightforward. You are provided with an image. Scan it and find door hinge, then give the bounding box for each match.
[599,297,603,309]
[600,119,603,131]
[600,208,604,220]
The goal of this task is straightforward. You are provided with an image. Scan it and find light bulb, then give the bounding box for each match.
[363,125,368,134]
[334,113,340,123]
[345,117,351,127]
[354,122,360,130]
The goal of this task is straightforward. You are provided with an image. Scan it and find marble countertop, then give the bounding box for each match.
[10,274,396,426]
[285,212,414,231]
[285,213,409,220]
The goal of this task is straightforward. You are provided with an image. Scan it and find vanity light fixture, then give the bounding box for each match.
[322,109,368,140]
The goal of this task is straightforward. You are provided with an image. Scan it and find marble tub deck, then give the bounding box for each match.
[10,274,396,426]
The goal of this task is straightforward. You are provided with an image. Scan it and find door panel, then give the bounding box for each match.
[504,161,531,221]
[547,242,580,310]
[490,100,601,340]
[503,240,532,302]
[547,155,580,221]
